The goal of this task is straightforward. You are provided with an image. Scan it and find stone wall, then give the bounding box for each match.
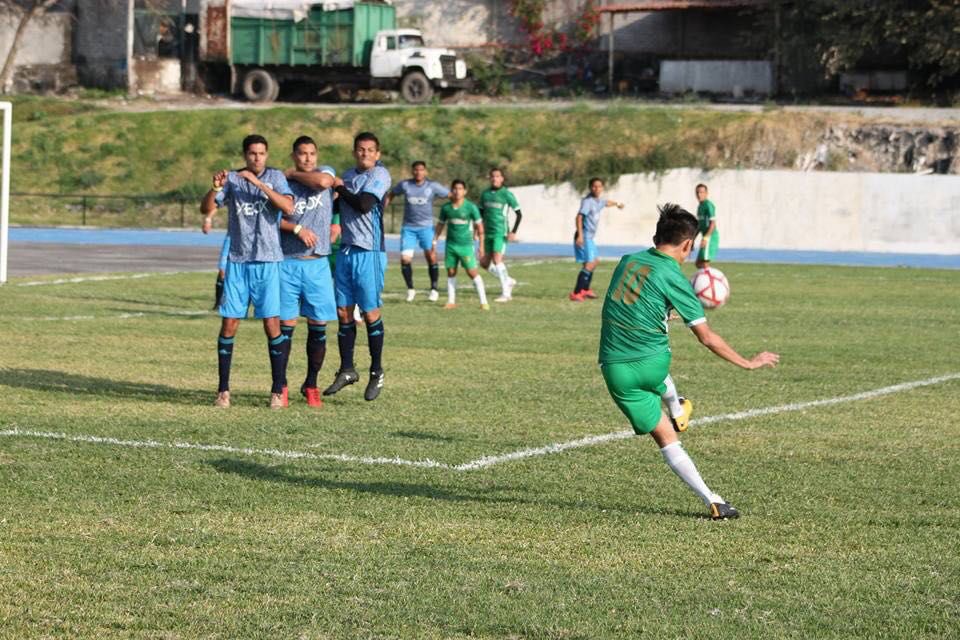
[75,0,133,90]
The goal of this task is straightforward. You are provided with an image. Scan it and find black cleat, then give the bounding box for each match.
[322,368,359,396]
[364,370,385,401]
[709,502,740,520]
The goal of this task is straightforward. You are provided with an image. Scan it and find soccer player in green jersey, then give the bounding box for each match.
[599,204,779,520]
[433,180,489,310]
[695,183,718,268]
[479,168,523,302]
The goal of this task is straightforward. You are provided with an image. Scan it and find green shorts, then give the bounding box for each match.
[483,234,507,256]
[445,243,477,270]
[697,231,719,262]
[600,353,671,434]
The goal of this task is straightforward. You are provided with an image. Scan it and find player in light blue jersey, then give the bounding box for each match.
[201,134,295,409]
[324,131,392,402]
[570,177,624,302]
[277,135,340,408]
[384,160,450,302]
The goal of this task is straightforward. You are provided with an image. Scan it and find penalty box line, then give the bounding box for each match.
[2,373,958,472]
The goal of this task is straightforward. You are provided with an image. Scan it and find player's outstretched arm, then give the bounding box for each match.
[605,200,625,209]
[690,322,779,370]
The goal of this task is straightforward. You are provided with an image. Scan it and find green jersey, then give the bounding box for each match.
[480,187,520,237]
[439,199,481,245]
[697,199,716,234]
[599,248,706,364]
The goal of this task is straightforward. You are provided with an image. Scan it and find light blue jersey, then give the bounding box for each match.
[281,165,336,258]
[215,167,293,263]
[340,162,391,251]
[578,195,607,239]
[390,179,449,227]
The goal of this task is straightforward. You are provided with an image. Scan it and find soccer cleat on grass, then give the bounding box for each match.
[569,291,585,302]
[301,385,322,408]
[710,502,740,520]
[214,390,231,408]
[270,387,289,409]
[364,370,385,401]
[405,289,416,302]
[323,368,359,396]
[444,303,457,309]
[495,294,512,303]
[480,303,490,311]
[428,289,439,302]
[670,397,693,433]
[581,289,598,299]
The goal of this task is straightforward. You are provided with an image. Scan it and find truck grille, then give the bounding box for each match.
[441,55,457,80]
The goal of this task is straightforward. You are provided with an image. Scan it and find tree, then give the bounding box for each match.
[0,0,62,94]
[770,0,960,92]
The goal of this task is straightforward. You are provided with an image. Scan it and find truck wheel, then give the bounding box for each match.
[400,71,433,104]
[242,69,278,102]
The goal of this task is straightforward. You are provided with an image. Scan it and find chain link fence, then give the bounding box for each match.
[12,192,420,234]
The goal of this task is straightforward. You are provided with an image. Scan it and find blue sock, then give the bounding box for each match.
[366,318,384,374]
[337,321,356,371]
[217,334,234,393]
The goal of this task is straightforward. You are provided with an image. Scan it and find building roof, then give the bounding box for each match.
[596,0,765,13]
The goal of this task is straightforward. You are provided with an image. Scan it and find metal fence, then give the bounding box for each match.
[11,191,425,233]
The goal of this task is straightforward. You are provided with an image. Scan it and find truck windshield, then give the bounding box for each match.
[398,35,425,49]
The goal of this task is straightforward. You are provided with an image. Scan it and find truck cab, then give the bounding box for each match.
[369,29,470,103]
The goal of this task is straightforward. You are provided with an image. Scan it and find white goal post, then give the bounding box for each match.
[0,101,10,285]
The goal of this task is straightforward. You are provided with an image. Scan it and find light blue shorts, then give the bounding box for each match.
[220,261,280,319]
[217,235,230,272]
[400,225,434,255]
[279,257,337,322]
[334,246,387,312]
[575,238,598,263]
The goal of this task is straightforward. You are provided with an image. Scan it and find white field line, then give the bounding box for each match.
[0,428,452,470]
[454,372,960,470]
[25,309,212,322]
[1,373,957,471]
[17,271,202,287]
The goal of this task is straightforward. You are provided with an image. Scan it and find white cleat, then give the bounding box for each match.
[428,289,439,302]
[405,289,416,302]
[495,295,512,303]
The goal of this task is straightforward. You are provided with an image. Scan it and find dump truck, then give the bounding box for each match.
[200,0,470,103]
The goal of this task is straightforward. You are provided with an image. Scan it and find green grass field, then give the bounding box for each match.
[1,260,958,638]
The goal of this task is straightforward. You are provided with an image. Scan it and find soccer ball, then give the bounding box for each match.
[690,267,730,309]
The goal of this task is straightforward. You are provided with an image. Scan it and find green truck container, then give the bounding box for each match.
[230,3,396,69]
[213,0,470,104]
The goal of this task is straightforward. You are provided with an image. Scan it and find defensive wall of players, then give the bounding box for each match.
[511,169,960,255]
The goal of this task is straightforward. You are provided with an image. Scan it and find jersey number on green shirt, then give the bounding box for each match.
[611,263,651,305]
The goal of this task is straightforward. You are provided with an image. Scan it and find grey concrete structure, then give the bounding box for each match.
[74,0,134,90]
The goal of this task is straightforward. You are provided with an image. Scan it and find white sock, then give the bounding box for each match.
[473,275,488,305]
[447,276,457,304]
[495,262,510,292]
[662,374,683,418]
[660,442,723,505]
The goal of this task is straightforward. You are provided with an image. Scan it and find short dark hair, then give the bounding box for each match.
[412,160,427,169]
[589,177,604,187]
[653,203,698,246]
[354,131,380,150]
[243,134,268,152]
[292,135,317,152]
[695,183,708,192]
[451,179,466,189]
[489,167,503,176]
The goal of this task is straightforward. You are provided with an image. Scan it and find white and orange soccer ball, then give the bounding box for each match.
[690,267,730,309]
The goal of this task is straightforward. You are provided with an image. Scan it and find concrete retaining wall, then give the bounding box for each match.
[509,169,960,255]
